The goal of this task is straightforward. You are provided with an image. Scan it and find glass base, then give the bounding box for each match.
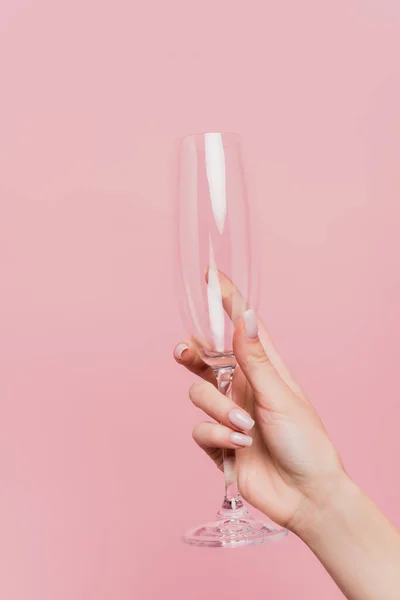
[183,509,288,548]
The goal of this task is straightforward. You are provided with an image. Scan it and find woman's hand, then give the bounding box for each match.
[174,308,345,533]
[175,283,400,600]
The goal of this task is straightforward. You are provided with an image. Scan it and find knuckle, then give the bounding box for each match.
[248,344,271,366]
[257,352,272,366]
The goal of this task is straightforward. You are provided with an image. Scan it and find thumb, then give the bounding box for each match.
[233,310,295,414]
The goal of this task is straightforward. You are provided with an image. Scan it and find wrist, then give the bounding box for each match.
[289,470,361,543]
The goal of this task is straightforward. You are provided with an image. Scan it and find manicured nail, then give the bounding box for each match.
[243,309,258,339]
[231,432,253,447]
[174,343,189,359]
[229,408,255,431]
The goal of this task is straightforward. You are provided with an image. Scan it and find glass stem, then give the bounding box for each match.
[213,366,245,518]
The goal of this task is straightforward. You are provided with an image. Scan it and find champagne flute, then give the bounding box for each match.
[176,132,287,547]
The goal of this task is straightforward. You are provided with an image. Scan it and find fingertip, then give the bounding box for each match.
[173,342,190,361]
[230,432,253,447]
[233,312,272,373]
[233,314,252,351]
[243,309,259,339]
[234,311,263,352]
[192,422,202,442]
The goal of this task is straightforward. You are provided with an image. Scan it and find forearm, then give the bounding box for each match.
[295,474,400,600]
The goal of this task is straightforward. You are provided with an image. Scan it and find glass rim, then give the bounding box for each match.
[176,132,242,151]
[177,131,241,142]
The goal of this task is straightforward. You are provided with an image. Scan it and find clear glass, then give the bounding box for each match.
[176,132,287,547]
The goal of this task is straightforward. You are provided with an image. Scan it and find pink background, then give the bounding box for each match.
[1,1,400,598]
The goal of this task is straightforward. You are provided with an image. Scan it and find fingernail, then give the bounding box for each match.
[244,309,258,339]
[229,408,255,431]
[174,343,189,359]
[231,432,253,447]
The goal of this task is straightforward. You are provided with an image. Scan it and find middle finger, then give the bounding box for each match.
[189,380,255,432]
